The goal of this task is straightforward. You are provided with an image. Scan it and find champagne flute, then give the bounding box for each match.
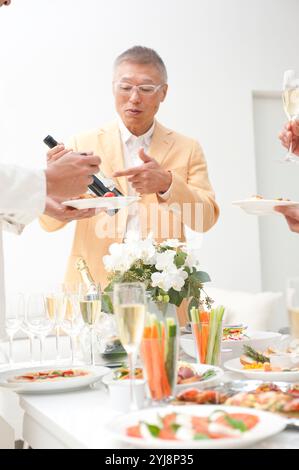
[27,294,54,364]
[113,282,146,411]
[45,289,67,362]
[78,283,101,366]
[62,294,84,365]
[281,69,299,163]
[5,292,24,365]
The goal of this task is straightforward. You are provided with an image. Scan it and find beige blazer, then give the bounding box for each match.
[40,121,219,290]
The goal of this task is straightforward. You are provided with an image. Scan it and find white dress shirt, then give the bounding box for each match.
[118,120,171,238]
[0,164,46,338]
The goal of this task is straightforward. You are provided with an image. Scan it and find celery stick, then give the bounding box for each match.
[206,306,225,364]
[165,318,177,388]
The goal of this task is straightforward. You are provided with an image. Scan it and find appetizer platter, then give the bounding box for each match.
[102,362,224,391]
[106,404,286,448]
[0,365,109,394]
[175,381,299,419]
[232,194,299,216]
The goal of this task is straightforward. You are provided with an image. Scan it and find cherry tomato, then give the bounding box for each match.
[103,192,115,197]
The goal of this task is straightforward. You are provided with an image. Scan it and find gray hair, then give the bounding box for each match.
[114,46,168,83]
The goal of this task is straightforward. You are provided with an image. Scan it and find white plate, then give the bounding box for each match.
[62,195,140,210]
[102,363,224,392]
[106,404,286,449]
[0,365,109,394]
[176,363,224,391]
[180,331,282,359]
[232,198,299,216]
[224,357,299,382]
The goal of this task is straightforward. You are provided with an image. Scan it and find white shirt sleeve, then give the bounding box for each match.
[0,164,46,227]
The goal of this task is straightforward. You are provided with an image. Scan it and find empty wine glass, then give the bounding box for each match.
[281,69,299,163]
[78,283,101,366]
[5,292,24,365]
[62,294,84,364]
[113,283,146,411]
[27,294,54,363]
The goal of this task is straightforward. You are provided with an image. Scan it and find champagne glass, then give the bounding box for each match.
[27,294,54,363]
[286,278,299,339]
[5,292,24,365]
[78,283,101,366]
[62,294,84,364]
[113,282,146,411]
[45,288,67,362]
[281,69,299,163]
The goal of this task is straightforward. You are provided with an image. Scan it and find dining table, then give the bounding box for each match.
[0,336,298,450]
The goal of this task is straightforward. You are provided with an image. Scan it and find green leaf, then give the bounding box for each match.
[170,423,181,433]
[101,293,114,313]
[194,433,210,440]
[192,271,211,283]
[168,288,184,307]
[144,422,161,437]
[200,369,217,381]
[174,251,187,268]
[223,415,248,432]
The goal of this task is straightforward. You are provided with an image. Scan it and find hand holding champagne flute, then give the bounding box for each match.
[281,69,299,162]
[113,283,146,411]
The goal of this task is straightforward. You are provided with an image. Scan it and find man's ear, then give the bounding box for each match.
[161,84,168,102]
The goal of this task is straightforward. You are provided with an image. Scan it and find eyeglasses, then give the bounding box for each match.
[114,82,164,96]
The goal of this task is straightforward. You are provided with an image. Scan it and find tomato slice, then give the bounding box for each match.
[103,192,115,197]
[215,413,259,430]
[126,425,142,438]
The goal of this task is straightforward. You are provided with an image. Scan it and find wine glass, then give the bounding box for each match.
[62,294,84,365]
[113,282,146,411]
[44,287,67,362]
[78,283,102,366]
[286,278,299,339]
[27,294,54,364]
[281,69,299,163]
[5,292,24,365]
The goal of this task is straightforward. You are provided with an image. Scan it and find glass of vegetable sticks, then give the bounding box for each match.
[141,301,179,404]
[190,306,225,366]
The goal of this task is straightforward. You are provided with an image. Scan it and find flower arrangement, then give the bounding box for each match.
[102,232,213,316]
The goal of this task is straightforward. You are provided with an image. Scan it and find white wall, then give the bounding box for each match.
[1,0,299,296]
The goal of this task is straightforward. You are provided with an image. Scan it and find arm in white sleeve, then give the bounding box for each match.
[0,164,46,226]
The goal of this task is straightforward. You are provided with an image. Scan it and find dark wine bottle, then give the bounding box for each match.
[43,134,123,214]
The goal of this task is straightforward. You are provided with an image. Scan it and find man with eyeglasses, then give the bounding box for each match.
[40,46,219,316]
[0,0,101,337]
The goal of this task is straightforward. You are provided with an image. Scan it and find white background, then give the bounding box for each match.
[1,0,299,315]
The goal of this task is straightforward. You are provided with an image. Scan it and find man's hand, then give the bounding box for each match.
[279,120,299,156]
[113,148,172,195]
[45,145,101,199]
[275,205,299,233]
[44,196,96,222]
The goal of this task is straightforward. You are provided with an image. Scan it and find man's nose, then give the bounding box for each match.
[129,88,141,103]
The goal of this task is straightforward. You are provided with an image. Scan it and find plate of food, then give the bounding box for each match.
[180,330,281,359]
[232,195,299,216]
[175,381,299,419]
[106,404,286,448]
[62,194,140,210]
[0,365,109,394]
[102,362,224,392]
[224,345,299,382]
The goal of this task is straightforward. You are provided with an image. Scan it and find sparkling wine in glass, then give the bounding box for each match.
[45,288,67,362]
[113,283,146,411]
[79,283,101,366]
[282,69,299,163]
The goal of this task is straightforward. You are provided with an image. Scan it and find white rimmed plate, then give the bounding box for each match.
[62,195,140,210]
[0,365,109,394]
[176,363,224,391]
[180,331,282,359]
[232,198,299,216]
[102,363,224,393]
[224,357,299,382]
[106,404,286,449]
